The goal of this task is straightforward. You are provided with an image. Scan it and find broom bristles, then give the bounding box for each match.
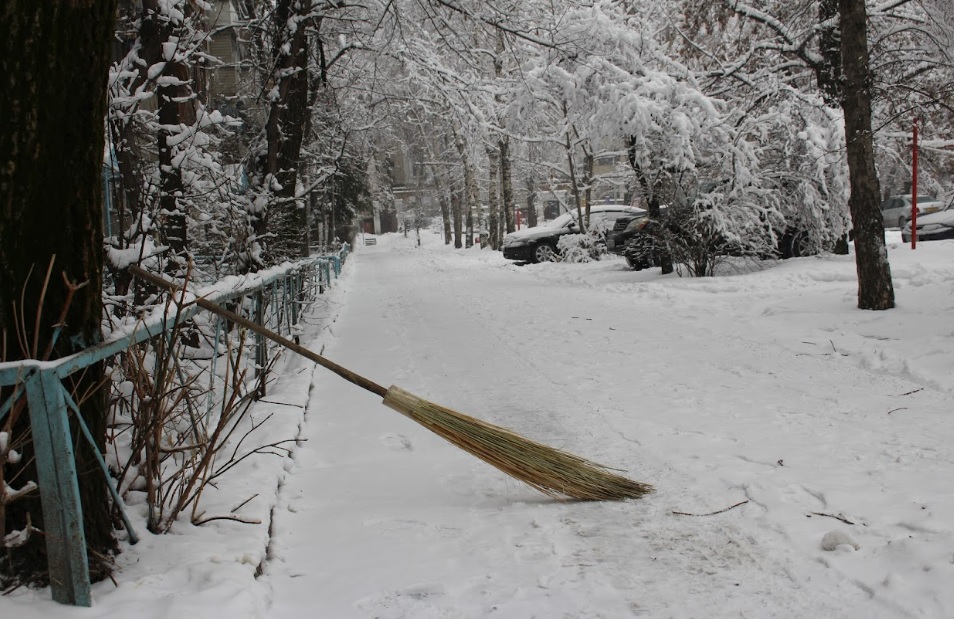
[382,386,653,501]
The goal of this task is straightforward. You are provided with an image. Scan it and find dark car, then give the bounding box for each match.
[605,214,654,269]
[502,205,645,263]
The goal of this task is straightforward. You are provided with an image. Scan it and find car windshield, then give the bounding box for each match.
[544,212,578,228]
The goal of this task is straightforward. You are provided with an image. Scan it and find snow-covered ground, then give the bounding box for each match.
[4,228,954,618]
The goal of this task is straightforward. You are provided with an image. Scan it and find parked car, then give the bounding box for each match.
[902,201,954,243]
[502,205,645,263]
[881,194,945,229]
[605,214,653,268]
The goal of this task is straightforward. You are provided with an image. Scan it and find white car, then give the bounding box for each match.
[902,201,954,243]
[881,194,945,229]
[502,205,645,263]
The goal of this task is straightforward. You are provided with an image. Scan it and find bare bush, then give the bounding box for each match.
[107,289,294,534]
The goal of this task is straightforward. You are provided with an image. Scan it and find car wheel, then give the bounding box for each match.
[785,230,813,258]
[532,242,558,263]
[898,216,906,229]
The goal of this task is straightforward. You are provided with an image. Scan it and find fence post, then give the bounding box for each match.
[23,366,92,606]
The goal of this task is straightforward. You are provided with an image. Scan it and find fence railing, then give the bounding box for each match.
[0,244,349,606]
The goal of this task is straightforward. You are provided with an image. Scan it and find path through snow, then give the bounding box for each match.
[3,230,953,618]
[262,231,954,618]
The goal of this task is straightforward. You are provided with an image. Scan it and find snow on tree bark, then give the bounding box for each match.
[139,0,198,274]
[248,0,313,269]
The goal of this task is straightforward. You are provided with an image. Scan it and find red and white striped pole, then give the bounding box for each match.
[912,117,919,249]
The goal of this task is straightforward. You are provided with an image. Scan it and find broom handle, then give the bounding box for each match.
[128,265,389,398]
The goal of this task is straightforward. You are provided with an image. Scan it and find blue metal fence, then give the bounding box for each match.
[0,245,348,606]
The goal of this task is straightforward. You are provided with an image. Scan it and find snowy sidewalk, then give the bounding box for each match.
[3,230,954,618]
[260,232,954,618]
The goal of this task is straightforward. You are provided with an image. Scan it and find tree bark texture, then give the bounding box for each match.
[500,137,516,234]
[434,136,453,244]
[487,148,500,250]
[452,190,463,248]
[454,132,477,248]
[816,0,842,106]
[627,138,673,274]
[0,0,119,583]
[525,175,538,228]
[140,0,198,272]
[432,174,452,245]
[563,118,585,232]
[839,0,895,310]
[582,150,594,228]
[265,0,312,263]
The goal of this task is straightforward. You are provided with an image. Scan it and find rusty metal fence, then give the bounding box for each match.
[0,244,348,605]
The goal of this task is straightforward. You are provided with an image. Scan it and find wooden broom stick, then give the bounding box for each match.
[128,266,653,501]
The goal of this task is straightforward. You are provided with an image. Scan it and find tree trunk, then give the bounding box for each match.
[245,0,312,269]
[628,138,673,274]
[500,137,516,234]
[454,132,477,248]
[582,149,594,228]
[107,118,143,247]
[432,175,452,244]
[526,145,539,228]
[452,189,463,248]
[487,148,500,250]
[564,134,585,232]
[0,0,119,584]
[839,0,895,310]
[265,0,312,263]
[139,0,198,275]
[817,0,842,106]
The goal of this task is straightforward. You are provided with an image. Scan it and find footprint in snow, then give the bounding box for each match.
[379,432,413,451]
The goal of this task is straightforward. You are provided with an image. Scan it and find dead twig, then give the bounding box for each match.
[40,272,89,361]
[257,399,305,409]
[829,340,848,357]
[31,257,56,358]
[192,514,262,526]
[230,494,259,514]
[672,500,748,517]
[897,388,923,397]
[886,407,908,415]
[808,512,855,525]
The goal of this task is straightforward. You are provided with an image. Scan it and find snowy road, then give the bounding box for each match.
[262,232,954,618]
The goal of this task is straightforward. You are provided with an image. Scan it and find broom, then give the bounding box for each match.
[128,266,653,501]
